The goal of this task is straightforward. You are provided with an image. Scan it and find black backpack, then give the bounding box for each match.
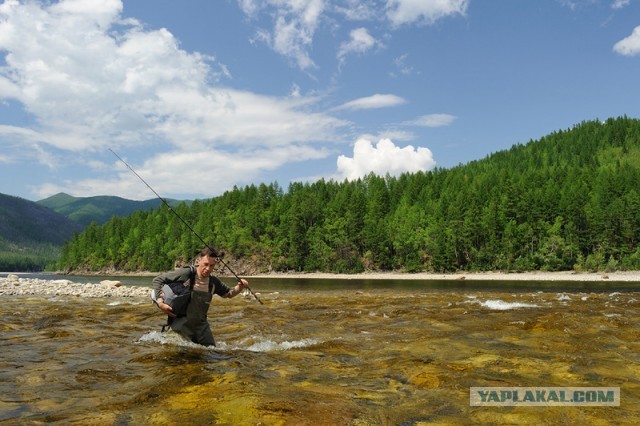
[160,266,196,319]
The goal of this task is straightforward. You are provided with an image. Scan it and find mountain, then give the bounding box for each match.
[0,191,190,271]
[56,116,640,274]
[37,192,188,226]
[0,193,83,271]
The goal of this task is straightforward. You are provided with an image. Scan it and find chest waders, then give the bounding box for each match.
[169,288,216,347]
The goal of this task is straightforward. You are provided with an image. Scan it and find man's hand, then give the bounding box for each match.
[238,278,249,289]
[157,301,177,317]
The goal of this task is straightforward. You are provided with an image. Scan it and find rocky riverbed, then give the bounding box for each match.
[0,274,148,298]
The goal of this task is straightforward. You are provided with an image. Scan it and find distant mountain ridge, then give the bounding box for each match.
[0,193,83,271]
[0,193,82,245]
[1,191,190,271]
[37,192,188,226]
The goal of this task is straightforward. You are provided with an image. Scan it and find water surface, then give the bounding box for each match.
[1,280,639,424]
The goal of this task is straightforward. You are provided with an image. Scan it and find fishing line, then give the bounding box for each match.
[109,148,264,304]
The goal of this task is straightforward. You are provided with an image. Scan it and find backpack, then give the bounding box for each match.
[157,267,215,331]
[160,266,196,318]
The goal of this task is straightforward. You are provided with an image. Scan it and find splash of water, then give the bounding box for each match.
[218,336,322,352]
[479,299,539,310]
[138,331,322,353]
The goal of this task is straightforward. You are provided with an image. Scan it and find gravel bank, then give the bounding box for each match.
[0,275,148,298]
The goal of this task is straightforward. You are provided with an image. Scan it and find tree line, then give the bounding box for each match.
[57,116,640,274]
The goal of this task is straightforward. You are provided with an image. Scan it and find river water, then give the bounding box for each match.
[1,276,639,425]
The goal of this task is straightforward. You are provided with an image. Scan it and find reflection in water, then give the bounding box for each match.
[1,286,639,424]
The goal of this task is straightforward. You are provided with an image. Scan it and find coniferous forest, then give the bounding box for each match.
[57,117,640,274]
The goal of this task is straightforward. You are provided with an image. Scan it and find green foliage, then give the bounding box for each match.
[0,193,82,271]
[37,192,188,226]
[57,116,640,273]
[0,239,61,271]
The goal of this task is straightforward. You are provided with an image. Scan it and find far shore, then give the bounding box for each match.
[251,270,640,282]
[45,269,640,282]
[1,270,638,299]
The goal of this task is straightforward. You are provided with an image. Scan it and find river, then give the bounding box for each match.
[1,276,638,424]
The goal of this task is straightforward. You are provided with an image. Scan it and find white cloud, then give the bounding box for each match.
[336,138,436,180]
[391,53,416,76]
[0,124,43,141]
[613,26,640,56]
[240,0,466,69]
[38,144,331,200]
[335,93,406,111]
[240,0,326,70]
[611,0,631,9]
[337,27,378,64]
[238,0,260,16]
[0,0,213,151]
[333,0,379,21]
[364,129,415,142]
[0,0,348,196]
[406,113,457,127]
[386,0,469,27]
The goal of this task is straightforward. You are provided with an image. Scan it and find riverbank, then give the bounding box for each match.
[0,274,148,298]
[52,269,640,281]
[252,270,640,282]
[2,270,638,299]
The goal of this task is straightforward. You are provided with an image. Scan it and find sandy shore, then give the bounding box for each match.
[1,270,638,298]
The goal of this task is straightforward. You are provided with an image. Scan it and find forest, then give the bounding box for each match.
[57,116,640,274]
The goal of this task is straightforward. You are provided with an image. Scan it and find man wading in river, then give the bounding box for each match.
[151,247,249,346]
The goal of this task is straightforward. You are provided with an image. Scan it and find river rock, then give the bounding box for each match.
[100,280,123,287]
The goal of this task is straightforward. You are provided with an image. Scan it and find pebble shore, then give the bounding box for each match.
[0,275,148,298]
[2,271,638,298]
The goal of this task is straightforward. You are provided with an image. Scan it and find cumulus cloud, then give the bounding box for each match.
[0,0,348,198]
[336,138,436,180]
[337,27,378,64]
[335,93,406,111]
[386,0,469,27]
[613,26,640,56]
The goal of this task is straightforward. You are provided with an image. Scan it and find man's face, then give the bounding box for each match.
[197,255,218,277]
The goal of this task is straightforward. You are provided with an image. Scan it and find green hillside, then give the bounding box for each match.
[58,117,640,274]
[0,193,83,271]
[37,193,187,226]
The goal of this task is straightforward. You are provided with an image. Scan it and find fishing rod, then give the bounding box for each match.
[109,148,264,305]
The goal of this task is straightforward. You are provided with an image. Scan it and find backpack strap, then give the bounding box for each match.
[189,265,196,291]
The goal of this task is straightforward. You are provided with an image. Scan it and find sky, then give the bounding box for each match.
[0,0,639,202]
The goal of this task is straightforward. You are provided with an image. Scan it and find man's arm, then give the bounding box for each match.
[222,279,249,298]
[151,268,191,315]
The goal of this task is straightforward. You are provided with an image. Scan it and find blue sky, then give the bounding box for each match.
[1,0,639,201]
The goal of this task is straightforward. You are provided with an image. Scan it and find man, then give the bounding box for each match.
[151,247,248,347]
